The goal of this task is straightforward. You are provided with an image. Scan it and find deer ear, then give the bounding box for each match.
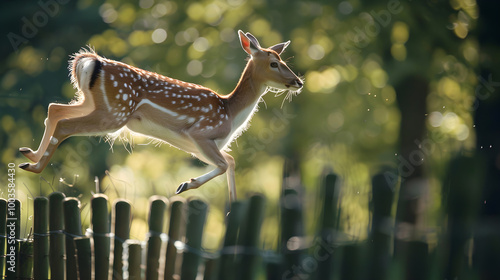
[238,30,260,56]
[269,41,290,55]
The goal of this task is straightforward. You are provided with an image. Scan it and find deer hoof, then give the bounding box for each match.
[19,163,30,170]
[19,147,32,154]
[176,182,189,194]
[19,147,37,162]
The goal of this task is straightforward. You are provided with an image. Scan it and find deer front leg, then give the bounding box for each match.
[176,138,236,201]
[224,153,236,202]
[20,102,95,163]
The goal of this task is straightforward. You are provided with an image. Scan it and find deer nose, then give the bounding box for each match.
[294,79,303,88]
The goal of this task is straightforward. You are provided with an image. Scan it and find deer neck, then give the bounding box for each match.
[226,61,267,118]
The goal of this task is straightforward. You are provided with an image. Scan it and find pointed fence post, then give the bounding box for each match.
[280,158,306,279]
[339,243,365,280]
[280,188,304,277]
[180,199,208,280]
[33,197,49,279]
[49,192,66,280]
[18,239,33,279]
[218,201,246,280]
[124,240,143,280]
[91,194,111,280]
[239,194,266,280]
[369,172,396,280]
[0,199,6,280]
[443,156,485,279]
[164,197,187,280]
[146,196,168,280]
[203,258,217,280]
[316,173,340,279]
[112,199,131,280]
[74,236,91,280]
[63,197,83,280]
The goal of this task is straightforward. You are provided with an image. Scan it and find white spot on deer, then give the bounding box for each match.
[110,74,115,80]
[50,136,59,145]
[123,94,128,101]
[113,81,118,87]
[119,73,123,78]
[115,94,120,99]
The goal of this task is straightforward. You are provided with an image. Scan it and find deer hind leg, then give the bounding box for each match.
[20,102,95,163]
[176,138,237,201]
[19,110,121,173]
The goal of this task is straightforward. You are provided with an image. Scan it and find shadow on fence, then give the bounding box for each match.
[1,155,499,279]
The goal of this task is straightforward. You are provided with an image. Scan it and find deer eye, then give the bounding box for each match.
[270,62,279,68]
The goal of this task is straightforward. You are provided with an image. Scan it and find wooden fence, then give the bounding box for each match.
[0,155,496,279]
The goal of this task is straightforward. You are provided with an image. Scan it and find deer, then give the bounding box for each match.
[18,30,303,202]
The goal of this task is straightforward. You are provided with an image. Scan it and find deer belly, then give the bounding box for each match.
[126,117,197,153]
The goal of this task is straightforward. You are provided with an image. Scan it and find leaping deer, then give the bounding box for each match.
[18,30,303,202]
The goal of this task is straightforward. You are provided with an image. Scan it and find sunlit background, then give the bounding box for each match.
[0,0,489,255]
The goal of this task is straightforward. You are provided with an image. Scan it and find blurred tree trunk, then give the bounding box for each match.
[394,75,429,226]
[384,2,456,279]
[473,1,500,279]
[393,71,430,280]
